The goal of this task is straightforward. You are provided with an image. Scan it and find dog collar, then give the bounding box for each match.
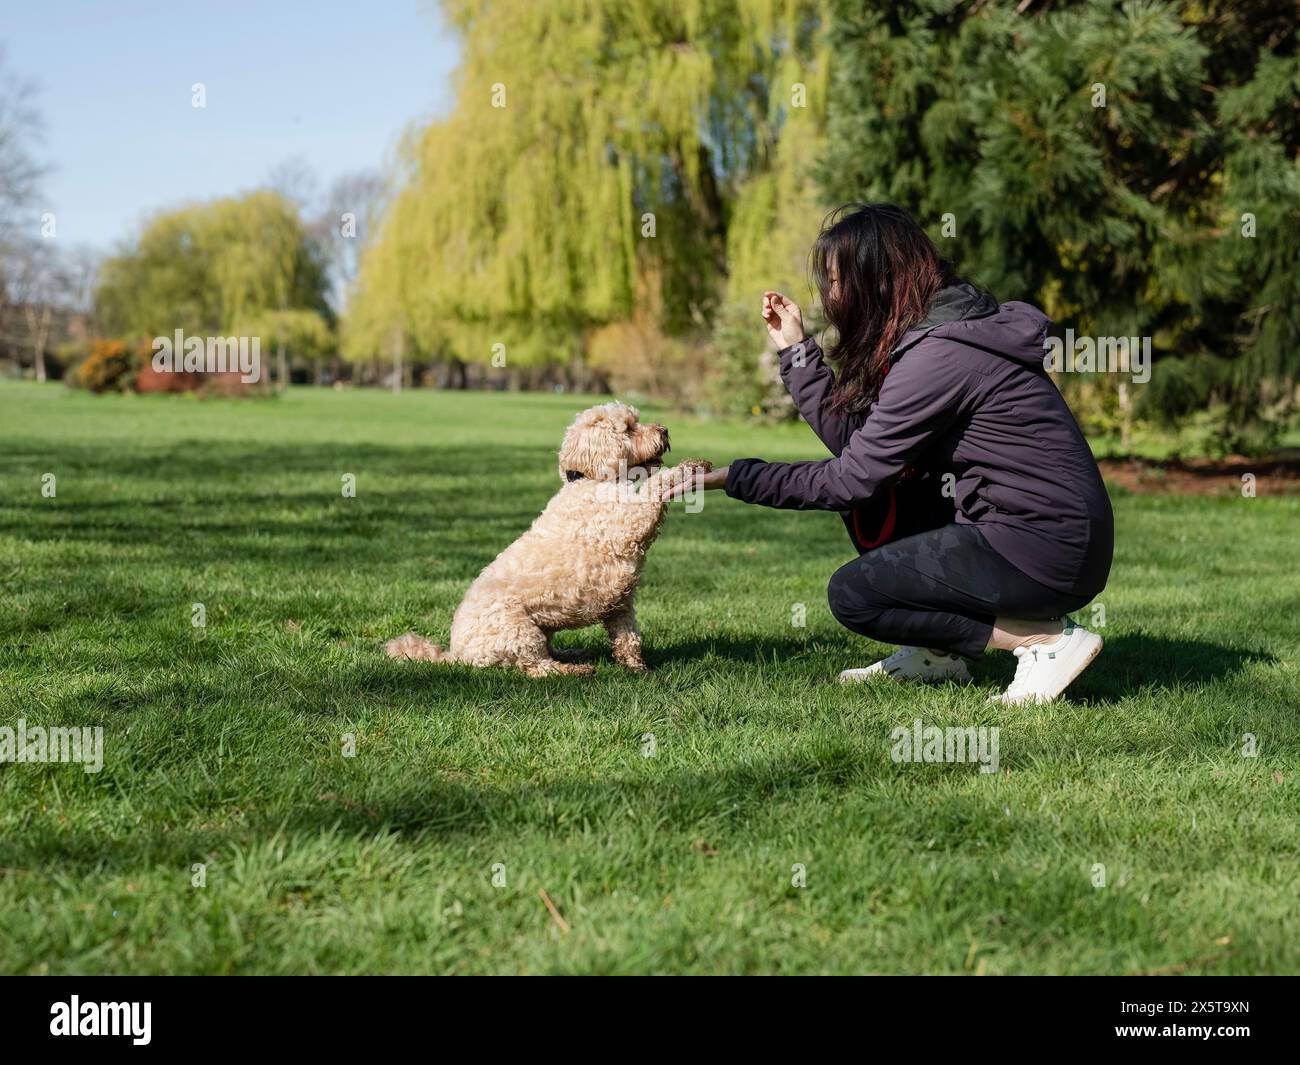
[564,470,585,482]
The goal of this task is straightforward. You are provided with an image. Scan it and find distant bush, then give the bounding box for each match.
[66,338,261,396]
[72,340,135,393]
[134,360,201,393]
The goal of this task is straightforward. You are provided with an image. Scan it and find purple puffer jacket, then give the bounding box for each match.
[725,289,1114,599]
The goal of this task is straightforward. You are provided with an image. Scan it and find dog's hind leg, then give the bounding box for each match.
[468,602,595,678]
[604,604,648,673]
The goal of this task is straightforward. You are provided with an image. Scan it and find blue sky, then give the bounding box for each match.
[4,0,459,250]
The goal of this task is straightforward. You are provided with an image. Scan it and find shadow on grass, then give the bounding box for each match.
[648,631,1274,703]
[283,627,1275,710]
[968,632,1273,703]
[2,744,924,878]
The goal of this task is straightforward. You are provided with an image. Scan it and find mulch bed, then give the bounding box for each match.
[1098,452,1300,496]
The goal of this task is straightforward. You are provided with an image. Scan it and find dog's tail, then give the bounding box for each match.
[384,632,450,663]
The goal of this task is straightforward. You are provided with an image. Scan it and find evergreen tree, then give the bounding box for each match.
[820,0,1299,448]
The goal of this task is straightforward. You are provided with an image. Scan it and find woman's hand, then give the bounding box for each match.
[762,291,805,349]
[659,465,729,501]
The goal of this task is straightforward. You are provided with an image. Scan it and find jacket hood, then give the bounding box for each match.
[893,283,1050,369]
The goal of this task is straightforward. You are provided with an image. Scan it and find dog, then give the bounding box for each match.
[385,402,709,677]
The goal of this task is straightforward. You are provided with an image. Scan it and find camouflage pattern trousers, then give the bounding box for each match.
[826,522,1090,658]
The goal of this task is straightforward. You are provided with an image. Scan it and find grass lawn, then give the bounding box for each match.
[1,380,1297,975]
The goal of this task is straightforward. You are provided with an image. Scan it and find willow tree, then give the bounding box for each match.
[347,0,830,379]
[96,191,331,340]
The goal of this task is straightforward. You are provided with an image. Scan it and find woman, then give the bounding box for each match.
[676,203,1113,705]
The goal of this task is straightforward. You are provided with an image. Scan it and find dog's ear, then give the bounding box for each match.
[558,407,616,480]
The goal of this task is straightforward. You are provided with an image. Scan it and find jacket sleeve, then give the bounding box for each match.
[725,346,968,511]
[778,336,859,456]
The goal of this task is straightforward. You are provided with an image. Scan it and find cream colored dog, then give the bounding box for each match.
[385,403,709,677]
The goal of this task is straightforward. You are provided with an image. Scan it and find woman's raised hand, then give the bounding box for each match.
[762,290,805,349]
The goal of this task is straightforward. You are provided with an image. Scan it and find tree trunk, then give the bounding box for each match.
[392,332,403,394]
[277,343,287,392]
[36,304,52,382]
[1117,380,1132,453]
[23,303,52,383]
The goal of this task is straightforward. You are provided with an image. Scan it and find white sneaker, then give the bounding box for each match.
[839,646,972,685]
[991,620,1102,705]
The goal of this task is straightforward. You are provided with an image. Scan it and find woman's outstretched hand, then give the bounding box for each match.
[658,465,729,501]
[762,290,804,349]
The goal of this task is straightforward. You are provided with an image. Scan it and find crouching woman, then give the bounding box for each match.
[675,204,1113,705]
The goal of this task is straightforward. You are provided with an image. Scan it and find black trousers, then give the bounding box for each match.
[827,522,1091,659]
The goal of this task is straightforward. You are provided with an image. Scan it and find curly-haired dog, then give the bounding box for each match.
[385,403,709,677]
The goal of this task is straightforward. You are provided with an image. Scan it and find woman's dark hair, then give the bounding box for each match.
[812,203,956,412]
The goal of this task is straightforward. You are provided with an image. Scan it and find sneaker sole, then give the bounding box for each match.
[838,667,972,686]
[838,668,887,684]
[993,632,1103,705]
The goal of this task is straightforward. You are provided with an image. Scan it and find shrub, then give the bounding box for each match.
[134,360,201,393]
[72,340,135,393]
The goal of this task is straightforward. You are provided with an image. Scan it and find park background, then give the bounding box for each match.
[1,1,1299,975]
[2,0,1299,460]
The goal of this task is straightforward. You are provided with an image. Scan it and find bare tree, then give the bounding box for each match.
[0,48,44,235]
[6,239,90,381]
[14,244,58,381]
[61,244,101,318]
[261,160,389,382]
[263,159,387,311]
[0,50,52,377]
[317,170,387,312]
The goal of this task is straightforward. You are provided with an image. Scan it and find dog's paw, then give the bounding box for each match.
[656,459,711,493]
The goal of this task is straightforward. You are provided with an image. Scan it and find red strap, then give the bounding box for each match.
[852,485,898,550]
[850,359,911,549]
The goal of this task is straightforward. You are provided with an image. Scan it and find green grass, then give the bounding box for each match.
[1,380,1298,975]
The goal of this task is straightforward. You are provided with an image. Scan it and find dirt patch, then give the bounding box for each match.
[1099,453,1300,496]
